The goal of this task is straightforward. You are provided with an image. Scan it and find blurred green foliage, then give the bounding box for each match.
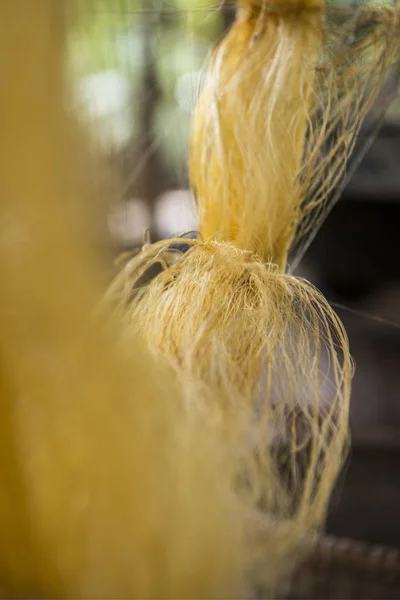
[69,0,399,180]
[69,0,222,170]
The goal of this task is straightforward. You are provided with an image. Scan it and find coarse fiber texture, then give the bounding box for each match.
[191,0,324,269]
[105,234,352,593]
[191,0,400,269]
[106,0,400,592]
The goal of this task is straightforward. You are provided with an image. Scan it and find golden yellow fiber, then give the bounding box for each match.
[0,2,250,598]
[191,0,324,269]
[191,0,400,270]
[291,2,400,264]
[107,234,352,531]
[106,1,400,594]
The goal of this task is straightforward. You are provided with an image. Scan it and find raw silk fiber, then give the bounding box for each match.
[105,0,399,593]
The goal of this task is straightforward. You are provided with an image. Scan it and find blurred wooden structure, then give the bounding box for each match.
[279,536,400,599]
